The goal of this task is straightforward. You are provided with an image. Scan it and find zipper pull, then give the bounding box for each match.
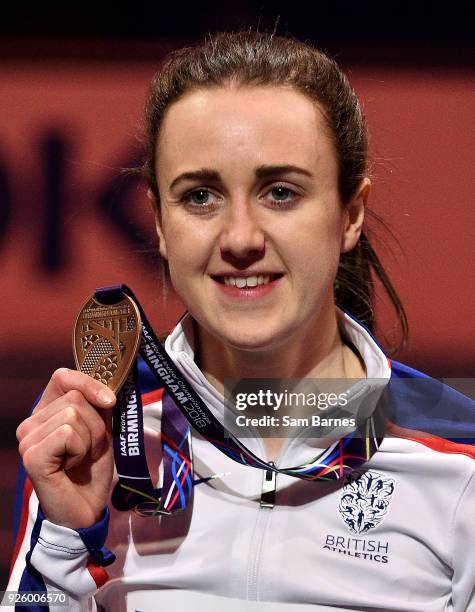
[260,461,277,509]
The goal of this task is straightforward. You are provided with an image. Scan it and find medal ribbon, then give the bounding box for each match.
[98,285,385,516]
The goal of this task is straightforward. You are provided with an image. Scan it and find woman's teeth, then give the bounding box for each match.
[224,275,271,287]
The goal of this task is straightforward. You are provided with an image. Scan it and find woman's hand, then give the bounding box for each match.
[16,368,116,529]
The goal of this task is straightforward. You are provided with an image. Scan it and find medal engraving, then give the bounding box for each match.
[73,293,141,393]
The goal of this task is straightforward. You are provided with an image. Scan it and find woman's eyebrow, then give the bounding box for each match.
[169,169,220,191]
[169,164,313,191]
[255,164,314,180]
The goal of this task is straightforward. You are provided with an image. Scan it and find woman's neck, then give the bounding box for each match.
[195,306,366,395]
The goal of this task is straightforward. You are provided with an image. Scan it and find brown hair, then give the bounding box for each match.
[141,31,408,353]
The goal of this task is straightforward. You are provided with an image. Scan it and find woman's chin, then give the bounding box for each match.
[214,325,289,353]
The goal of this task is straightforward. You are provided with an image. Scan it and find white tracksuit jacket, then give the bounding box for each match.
[7,311,475,611]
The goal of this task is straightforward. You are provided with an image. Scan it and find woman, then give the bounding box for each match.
[9,32,475,612]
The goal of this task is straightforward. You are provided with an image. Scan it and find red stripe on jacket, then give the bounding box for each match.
[9,476,33,577]
[86,561,110,589]
[142,388,164,406]
[387,421,475,460]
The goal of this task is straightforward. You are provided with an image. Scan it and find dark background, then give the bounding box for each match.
[1,2,474,64]
[1,1,474,589]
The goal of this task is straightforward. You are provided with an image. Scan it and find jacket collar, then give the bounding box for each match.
[163,310,390,469]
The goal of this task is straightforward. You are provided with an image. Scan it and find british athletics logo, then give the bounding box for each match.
[323,470,395,564]
[339,470,395,535]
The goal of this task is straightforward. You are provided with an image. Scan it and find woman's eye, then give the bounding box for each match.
[264,184,298,208]
[182,188,219,210]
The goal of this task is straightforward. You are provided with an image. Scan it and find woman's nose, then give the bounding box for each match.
[218,200,265,260]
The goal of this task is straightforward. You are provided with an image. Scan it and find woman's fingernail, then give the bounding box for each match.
[98,389,115,405]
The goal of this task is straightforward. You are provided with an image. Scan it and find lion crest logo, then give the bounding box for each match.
[338,471,395,535]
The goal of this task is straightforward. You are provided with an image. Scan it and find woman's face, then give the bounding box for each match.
[154,85,366,352]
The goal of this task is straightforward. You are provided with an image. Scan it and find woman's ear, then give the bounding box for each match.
[154,212,168,260]
[148,188,168,260]
[340,178,370,253]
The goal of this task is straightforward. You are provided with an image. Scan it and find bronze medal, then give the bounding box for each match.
[73,292,142,393]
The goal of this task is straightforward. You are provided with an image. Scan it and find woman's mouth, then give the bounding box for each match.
[211,273,284,298]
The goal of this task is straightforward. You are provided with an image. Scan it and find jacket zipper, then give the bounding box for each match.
[246,463,277,600]
[260,462,277,509]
